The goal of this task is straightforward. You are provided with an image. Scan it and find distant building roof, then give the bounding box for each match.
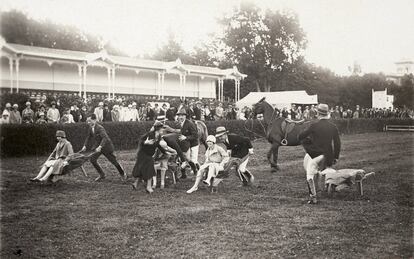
[1,41,247,80]
[236,90,318,109]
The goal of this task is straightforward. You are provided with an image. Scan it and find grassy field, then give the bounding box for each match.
[1,132,413,258]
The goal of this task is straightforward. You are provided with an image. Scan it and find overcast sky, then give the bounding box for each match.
[1,0,413,75]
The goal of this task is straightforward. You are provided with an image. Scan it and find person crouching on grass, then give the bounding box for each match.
[186,135,229,194]
[30,130,73,182]
[131,121,166,193]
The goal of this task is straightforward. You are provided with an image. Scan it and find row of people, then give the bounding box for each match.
[30,110,255,194]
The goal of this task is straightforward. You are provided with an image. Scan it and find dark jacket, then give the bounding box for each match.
[162,133,189,161]
[166,108,176,121]
[84,123,115,154]
[193,107,202,120]
[181,119,199,147]
[103,108,112,122]
[224,134,253,158]
[146,108,155,121]
[298,119,341,167]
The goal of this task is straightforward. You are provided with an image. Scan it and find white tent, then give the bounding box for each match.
[236,91,318,109]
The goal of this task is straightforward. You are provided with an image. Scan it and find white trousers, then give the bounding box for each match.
[303,154,325,180]
[238,158,248,172]
[182,145,199,168]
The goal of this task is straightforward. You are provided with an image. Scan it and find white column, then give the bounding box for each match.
[107,67,111,99]
[111,68,116,99]
[161,72,165,99]
[234,79,240,102]
[15,59,20,93]
[82,65,87,99]
[78,65,82,96]
[9,58,14,93]
[182,74,186,100]
[157,72,161,99]
[219,79,224,102]
[238,80,240,102]
[179,74,183,99]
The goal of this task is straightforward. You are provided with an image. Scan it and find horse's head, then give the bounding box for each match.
[252,97,266,116]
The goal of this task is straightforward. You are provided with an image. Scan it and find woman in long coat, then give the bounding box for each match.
[132,121,165,193]
[30,130,74,182]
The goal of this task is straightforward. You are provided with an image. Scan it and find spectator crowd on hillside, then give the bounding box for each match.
[0,98,413,125]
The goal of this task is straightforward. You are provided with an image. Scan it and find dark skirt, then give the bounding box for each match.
[132,150,156,180]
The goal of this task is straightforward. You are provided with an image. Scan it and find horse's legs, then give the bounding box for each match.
[269,144,280,172]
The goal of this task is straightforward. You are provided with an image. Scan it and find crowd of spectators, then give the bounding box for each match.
[0,98,413,125]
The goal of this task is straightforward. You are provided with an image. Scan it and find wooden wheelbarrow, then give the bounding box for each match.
[321,168,375,196]
[60,151,98,177]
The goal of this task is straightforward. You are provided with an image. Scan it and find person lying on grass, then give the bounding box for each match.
[30,130,73,182]
[187,135,229,194]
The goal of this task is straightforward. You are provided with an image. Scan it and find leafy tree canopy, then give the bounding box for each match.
[1,10,124,55]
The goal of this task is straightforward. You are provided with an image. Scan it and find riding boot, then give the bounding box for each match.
[180,167,187,179]
[307,178,317,204]
[188,161,198,175]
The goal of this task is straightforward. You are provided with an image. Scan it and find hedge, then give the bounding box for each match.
[1,118,413,157]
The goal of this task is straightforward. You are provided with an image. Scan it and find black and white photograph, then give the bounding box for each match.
[0,0,413,258]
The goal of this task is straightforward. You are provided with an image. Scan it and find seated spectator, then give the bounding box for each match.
[281,107,289,118]
[36,112,47,124]
[131,102,139,121]
[138,104,146,121]
[9,104,22,124]
[0,110,10,124]
[146,103,155,121]
[60,108,75,123]
[303,106,310,120]
[202,104,211,121]
[47,102,60,123]
[153,103,160,118]
[111,105,121,122]
[166,105,177,121]
[226,104,237,120]
[30,130,74,182]
[80,105,88,122]
[70,104,81,122]
[186,135,229,193]
[94,102,104,122]
[103,103,112,122]
[194,102,202,120]
[22,101,35,123]
[215,103,224,120]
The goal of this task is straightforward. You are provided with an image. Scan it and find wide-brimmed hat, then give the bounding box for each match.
[13,104,18,108]
[176,109,187,116]
[206,135,216,144]
[2,110,9,116]
[26,101,31,106]
[316,103,329,116]
[215,126,229,137]
[5,103,11,108]
[56,130,66,138]
[38,112,45,116]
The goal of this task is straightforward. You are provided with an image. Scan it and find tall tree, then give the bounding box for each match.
[1,10,123,55]
[220,2,307,92]
[152,32,192,63]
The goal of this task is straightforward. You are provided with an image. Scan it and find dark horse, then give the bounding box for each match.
[252,98,312,172]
